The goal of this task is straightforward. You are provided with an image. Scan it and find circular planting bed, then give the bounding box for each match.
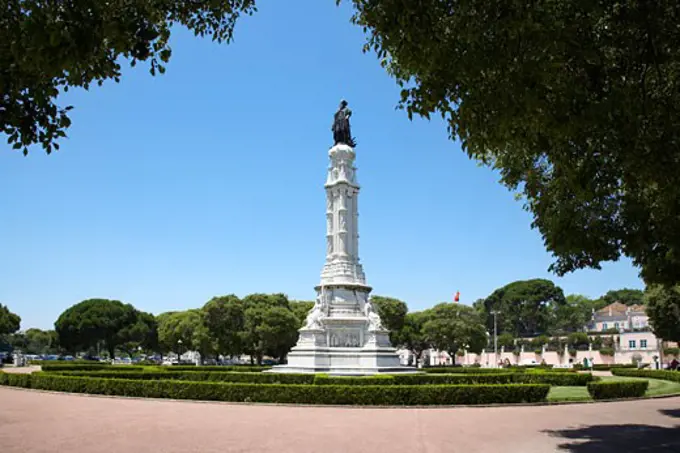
[1,364,677,406]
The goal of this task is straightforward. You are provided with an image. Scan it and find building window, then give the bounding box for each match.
[629,340,636,349]
[603,323,608,330]
[615,322,619,330]
[640,340,647,349]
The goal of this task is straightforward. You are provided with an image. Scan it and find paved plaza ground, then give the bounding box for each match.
[1,387,679,453]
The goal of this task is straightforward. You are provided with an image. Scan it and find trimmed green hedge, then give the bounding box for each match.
[611,368,680,382]
[41,364,145,372]
[314,372,593,386]
[50,370,315,385]
[46,370,593,387]
[424,367,523,374]
[587,380,648,400]
[592,364,637,371]
[0,373,549,405]
[158,365,271,373]
[29,360,109,366]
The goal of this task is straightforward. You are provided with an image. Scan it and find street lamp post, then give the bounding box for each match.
[491,311,498,368]
[177,339,183,364]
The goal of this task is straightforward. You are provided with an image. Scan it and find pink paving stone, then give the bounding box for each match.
[0,387,679,453]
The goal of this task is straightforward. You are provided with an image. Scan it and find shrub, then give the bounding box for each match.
[663,347,680,357]
[160,365,271,373]
[49,370,315,385]
[313,374,520,386]
[592,364,636,371]
[0,373,550,405]
[29,360,108,366]
[515,373,595,386]
[587,381,648,400]
[424,367,524,374]
[41,364,144,372]
[47,369,591,386]
[611,369,680,383]
[598,348,615,357]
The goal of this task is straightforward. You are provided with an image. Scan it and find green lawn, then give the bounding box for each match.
[547,376,680,402]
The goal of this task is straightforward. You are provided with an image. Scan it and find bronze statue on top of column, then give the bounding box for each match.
[332,99,357,148]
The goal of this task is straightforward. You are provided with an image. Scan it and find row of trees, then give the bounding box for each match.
[47,294,311,364]
[2,282,679,362]
[473,280,647,338]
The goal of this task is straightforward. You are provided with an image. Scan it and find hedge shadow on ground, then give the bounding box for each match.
[659,408,680,418]
[545,423,680,452]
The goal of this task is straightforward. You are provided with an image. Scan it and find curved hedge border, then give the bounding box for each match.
[611,369,680,382]
[0,372,549,405]
[46,370,595,386]
[587,381,649,400]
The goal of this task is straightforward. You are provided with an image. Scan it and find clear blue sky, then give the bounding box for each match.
[0,1,643,330]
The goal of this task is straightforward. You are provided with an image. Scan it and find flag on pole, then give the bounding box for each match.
[454,291,460,302]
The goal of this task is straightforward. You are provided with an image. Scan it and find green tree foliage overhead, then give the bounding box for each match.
[598,288,646,307]
[370,295,408,344]
[645,285,680,342]
[422,303,487,357]
[0,303,21,336]
[346,0,680,286]
[479,279,566,337]
[54,298,139,358]
[202,295,245,358]
[2,0,256,155]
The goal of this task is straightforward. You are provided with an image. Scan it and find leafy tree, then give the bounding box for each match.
[54,299,138,358]
[0,303,21,337]
[241,293,298,364]
[289,300,314,329]
[192,320,219,364]
[645,285,680,342]
[117,311,158,358]
[21,328,59,355]
[370,295,408,344]
[157,310,211,360]
[567,332,590,350]
[422,303,487,359]
[598,289,645,307]
[393,311,431,366]
[2,0,256,155]
[347,0,680,286]
[496,333,515,350]
[258,307,300,362]
[202,295,245,358]
[554,294,596,333]
[479,279,567,337]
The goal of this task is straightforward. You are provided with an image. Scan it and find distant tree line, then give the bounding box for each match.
[2,281,678,364]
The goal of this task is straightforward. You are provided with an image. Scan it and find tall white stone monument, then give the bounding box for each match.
[270,101,414,374]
